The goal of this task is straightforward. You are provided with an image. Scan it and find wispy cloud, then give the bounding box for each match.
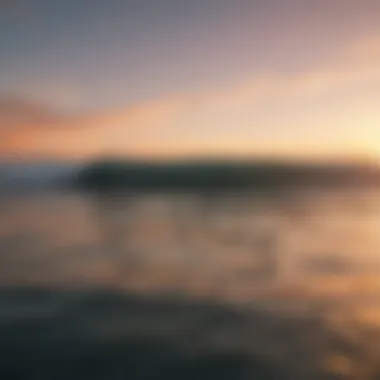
[2,35,380,159]
[0,98,66,130]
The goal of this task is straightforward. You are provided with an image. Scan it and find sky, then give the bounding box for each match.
[1,0,380,161]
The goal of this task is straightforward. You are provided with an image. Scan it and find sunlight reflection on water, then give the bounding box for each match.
[0,188,380,379]
[0,188,379,303]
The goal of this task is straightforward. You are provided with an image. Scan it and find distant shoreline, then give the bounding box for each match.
[73,159,380,193]
[1,159,379,195]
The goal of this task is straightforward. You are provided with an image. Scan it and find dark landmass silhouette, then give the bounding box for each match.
[75,158,380,193]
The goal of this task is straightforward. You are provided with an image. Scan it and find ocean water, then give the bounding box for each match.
[0,188,380,379]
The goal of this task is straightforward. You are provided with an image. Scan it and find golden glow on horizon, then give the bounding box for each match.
[2,36,380,161]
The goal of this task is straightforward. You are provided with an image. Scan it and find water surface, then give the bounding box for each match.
[1,188,380,379]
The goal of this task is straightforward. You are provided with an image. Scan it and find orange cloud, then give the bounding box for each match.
[2,35,380,160]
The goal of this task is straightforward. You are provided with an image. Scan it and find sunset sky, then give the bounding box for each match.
[1,0,380,161]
